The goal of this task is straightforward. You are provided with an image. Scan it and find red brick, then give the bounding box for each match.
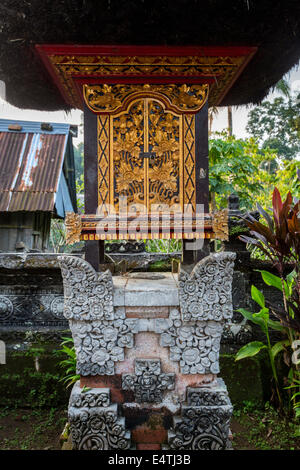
[80,375,134,403]
[132,426,167,444]
[137,444,161,450]
[126,306,169,318]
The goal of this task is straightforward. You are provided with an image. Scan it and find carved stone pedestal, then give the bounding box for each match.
[68,382,130,450]
[59,252,236,450]
[168,379,232,450]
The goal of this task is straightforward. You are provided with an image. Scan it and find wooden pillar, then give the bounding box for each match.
[183,102,210,265]
[84,104,105,270]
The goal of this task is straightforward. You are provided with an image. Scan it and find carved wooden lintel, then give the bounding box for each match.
[83,84,209,114]
[64,211,228,243]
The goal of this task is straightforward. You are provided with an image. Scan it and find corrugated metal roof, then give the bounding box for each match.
[0,119,73,135]
[0,118,74,212]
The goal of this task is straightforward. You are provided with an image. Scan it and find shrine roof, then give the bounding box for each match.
[0,1,299,110]
[0,118,77,215]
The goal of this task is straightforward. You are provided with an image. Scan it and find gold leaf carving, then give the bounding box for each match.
[212,209,229,241]
[83,83,209,114]
[65,212,82,245]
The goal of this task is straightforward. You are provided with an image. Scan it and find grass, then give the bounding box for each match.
[232,402,300,450]
[0,407,67,450]
[0,402,299,450]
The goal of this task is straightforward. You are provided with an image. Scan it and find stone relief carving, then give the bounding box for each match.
[122,359,175,403]
[187,379,229,407]
[58,255,137,375]
[58,255,114,321]
[69,317,138,375]
[0,293,67,325]
[0,295,14,321]
[179,252,236,323]
[168,380,232,450]
[69,382,130,450]
[158,308,223,374]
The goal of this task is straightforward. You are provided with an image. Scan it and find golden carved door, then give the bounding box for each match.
[111,98,182,213]
[96,86,202,219]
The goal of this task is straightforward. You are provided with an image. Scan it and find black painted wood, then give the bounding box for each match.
[183,103,209,265]
[195,102,209,212]
[83,104,105,269]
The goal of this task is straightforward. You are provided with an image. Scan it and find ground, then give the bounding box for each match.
[0,408,67,450]
[231,404,300,450]
[0,405,299,450]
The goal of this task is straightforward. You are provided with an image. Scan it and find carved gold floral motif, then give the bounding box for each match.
[148,100,181,208]
[65,212,82,244]
[212,209,229,241]
[84,83,209,114]
[47,53,249,108]
[97,91,197,217]
[112,100,145,211]
[110,98,182,211]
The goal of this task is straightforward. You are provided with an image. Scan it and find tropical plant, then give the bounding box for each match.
[57,337,79,388]
[240,188,300,334]
[235,283,290,409]
[237,187,300,415]
[286,371,300,419]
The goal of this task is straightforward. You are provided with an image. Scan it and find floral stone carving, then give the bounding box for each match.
[58,255,114,321]
[58,255,138,375]
[168,379,232,450]
[69,317,138,375]
[69,382,130,450]
[159,308,223,374]
[179,252,236,323]
[122,359,175,403]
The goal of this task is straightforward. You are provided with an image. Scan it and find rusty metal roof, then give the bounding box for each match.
[0,119,76,212]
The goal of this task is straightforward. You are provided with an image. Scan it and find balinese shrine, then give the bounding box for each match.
[1,1,300,452]
[34,45,256,450]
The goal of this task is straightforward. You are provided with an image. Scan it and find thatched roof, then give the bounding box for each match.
[0,0,300,111]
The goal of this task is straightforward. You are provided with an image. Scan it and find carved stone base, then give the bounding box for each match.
[168,379,233,450]
[59,253,236,450]
[68,382,131,450]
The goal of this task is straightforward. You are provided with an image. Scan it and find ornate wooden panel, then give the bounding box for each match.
[97,94,199,216]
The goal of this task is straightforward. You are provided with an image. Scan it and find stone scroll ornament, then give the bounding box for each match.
[58,255,137,375]
[179,252,236,323]
[168,379,233,450]
[158,252,236,375]
[68,382,131,450]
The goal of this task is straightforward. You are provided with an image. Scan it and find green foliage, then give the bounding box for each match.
[56,337,79,388]
[73,142,84,182]
[0,368,69,409]
[246,88,300,160]
[236,283,289,409]
[233,403,300,450]
[236,262,300,415]
[235,341,267,360]
[145,239,182,253]
[209,132,277,210]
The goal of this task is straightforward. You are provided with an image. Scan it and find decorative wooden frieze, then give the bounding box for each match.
[64,210,229,242]
[83,84,209,114]
[36,46,256,109]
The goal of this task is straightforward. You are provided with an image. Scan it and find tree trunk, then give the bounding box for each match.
[227,106,233,136]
